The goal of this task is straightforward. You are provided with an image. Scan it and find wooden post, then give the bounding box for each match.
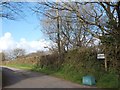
[104,57,107,71]
[104,48,108,71]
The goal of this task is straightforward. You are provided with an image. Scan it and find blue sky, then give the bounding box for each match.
[0,2,53,53]
[2,19,44,42]
[2,3,45,42]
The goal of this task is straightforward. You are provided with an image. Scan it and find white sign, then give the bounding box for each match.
[97,54,105,59]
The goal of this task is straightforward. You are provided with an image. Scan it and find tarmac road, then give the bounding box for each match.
[2,66,96,88]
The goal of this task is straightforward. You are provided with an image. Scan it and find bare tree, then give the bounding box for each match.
[0,52,5,61]
[4,50,15,60]
[13,48,25,58]
[33,2,93,53]
[0,2,26,20]
[3,48,25,60]
[36,2,120,40]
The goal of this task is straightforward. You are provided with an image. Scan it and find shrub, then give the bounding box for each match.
[37,53,64,70]
[97,72,118,88]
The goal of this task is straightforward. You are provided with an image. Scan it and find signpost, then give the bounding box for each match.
[97,54,105,59]
[97,54,107,71]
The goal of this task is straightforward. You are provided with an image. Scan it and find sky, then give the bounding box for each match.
[0,2,53,54]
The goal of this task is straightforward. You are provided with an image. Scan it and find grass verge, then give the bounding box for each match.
[3,64,33,70]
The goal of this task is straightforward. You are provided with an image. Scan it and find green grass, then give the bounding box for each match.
[4,64,33,70]
[32,66,119,88]
[32,66,83,85]
[96,73,119,88]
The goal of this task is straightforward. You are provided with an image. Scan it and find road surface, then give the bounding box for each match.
[2,66,96,88]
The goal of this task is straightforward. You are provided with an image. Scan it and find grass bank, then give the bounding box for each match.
[3,64,33,70]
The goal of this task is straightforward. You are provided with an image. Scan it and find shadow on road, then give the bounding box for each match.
[2,67,45,87]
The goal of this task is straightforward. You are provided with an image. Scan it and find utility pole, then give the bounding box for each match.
[56,0,61,55]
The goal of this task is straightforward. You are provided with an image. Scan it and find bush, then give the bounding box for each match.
[97,72,118,88]
[57,47,102,84]
[37,53,64,70]
[63,47,99,74]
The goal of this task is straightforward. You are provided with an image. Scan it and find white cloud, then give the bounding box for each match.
[0,32,53,53]
[0,32,16,51]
